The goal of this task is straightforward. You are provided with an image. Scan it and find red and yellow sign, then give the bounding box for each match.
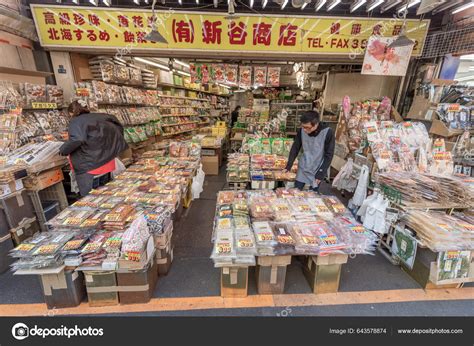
[31,5,429,56]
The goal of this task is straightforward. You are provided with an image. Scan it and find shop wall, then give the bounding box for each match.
[325,73,399,105]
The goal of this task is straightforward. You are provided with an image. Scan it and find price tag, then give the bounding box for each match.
[31,102,57,109]
[447,104,460,112]
[400,239,407,253]
[75,87,90,97]
[444,259,452,272]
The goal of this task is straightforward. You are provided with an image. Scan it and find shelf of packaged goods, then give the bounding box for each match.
[157,82,231,97]
[160,114,199,117]
[97,103,159,107]
[161,121,199,127]
[159,106,211,109]
[162,128,198,137]
[198,115,220,117]
[159,95,210,102]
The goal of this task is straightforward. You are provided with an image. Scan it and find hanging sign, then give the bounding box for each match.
[30,5,429,57]
[239,66,252,88]
[361,36,413,76]
[254,66,267,87]
[267,67,281,87]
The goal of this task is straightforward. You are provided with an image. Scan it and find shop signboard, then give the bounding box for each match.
[392,226,417,270]
[30,5,429,58]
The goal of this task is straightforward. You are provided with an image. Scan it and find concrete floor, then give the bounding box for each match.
[0,167,473,316]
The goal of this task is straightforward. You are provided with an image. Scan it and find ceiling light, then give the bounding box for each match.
[144,0,150,3]
[102,0,111,6]
[367,0,384,12]
[135,57,170,71]
[262,0,268,7]
[380,0,401,12]
[176,70,191,77]
[301,0,309,9]
[214,0,218,6]
[133,0,140,4]
[397,0,420,13]
[460,54,474,60]
[432,0,463,14]
[315,0,326,11]
[281,0,289,9]
[452,1,474,14]
[250,0,254,7]
[178,0,182,4]
[145,0,168,43]
[327,0,341,11]
[175,59,190,68]
[72,0,79,4]
[350,0,366,12]
[196,0,200,3]
[89,0,99,5]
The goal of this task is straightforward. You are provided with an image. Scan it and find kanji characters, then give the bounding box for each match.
[137,31,148,43]
[330,22,340,35]
[73,13,85,26]
[73,29,84,41]
[278,24,297,46]
[132,15,144,28]
[372,24,382,35]
[172,19,195,43]
[58,13,70,25]
[47,28,59,40]
[351,23,361,35]
[124,31,135,43]
[392,24,402,36]
[202,20,222,44]
[60,28,72,41]
[43,12,55,25]
[88,14,100,26]
[253,22,272,46]
[228,21,247,45]
[99,30,110,41]
[118,15,129,28]
[87,30,97,41]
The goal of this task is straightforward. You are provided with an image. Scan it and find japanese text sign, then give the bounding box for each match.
[31,5,429,56]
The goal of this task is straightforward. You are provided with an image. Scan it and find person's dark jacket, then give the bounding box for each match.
[59,112,128,175]
[231,109,239,127]
[285,123,335,180]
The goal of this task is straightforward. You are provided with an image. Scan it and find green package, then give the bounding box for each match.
[271,138,284,155]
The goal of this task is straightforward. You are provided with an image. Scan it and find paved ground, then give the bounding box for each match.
[0,167,473,316]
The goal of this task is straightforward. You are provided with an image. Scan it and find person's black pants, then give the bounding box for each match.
[294,180,320,193]
[75,172,94,197]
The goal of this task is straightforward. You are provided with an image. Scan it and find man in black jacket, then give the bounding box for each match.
[285,110,335,192]
[60,100,128,196]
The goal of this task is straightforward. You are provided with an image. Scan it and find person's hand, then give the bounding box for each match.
[314,179,321,186]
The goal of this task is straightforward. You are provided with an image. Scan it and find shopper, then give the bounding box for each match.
[59,100,128,196]
[231,105,241,128]
[285,110,335,192]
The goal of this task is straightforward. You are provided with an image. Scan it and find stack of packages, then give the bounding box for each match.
[242,136,297,181]
[376,171,473,208]
[9,141,201,273]
[226,153,250,183]
[210,189,377,266]
[5,141,64,167]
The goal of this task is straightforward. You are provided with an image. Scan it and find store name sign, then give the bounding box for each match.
[31,5,429,56]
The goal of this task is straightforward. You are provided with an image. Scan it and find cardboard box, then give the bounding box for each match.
[9,217,40,246]
[116,258,158,304]
[201,155,219,176]
[303,254,348,294]
[0,179,23,198]
[83,271,119,307]
[156,244,174,276]
[256,255,292,294]
[24,168,64,191]
[39,270,86,309]
[221,266,248,298]
[0,190,36,232]
[429,119,464,138]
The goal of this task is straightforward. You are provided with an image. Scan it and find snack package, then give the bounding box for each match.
[211,230,236,264]
[270,222,296,255]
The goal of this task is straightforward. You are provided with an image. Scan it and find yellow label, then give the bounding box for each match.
[31,102,57,109]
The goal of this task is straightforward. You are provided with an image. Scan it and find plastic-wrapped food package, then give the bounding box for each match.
[322,196,348,215]
[310,220,348,254]
[288,222,320,255]
[211,230,236,265]
[61,230,95,255]
[270,222,296,255]
[121,216,150,258]
[10,232,53,258]
[32,232,73,257]
[249,197,274,220]
[288,197,313,216]
[23,83,47,106]
[271,199,293,221]
[436,251,471,282]
[307,198,334,220]
[81,210,108,228]
[46,85,64,107]
[235,229,257,256]
[215,217,233,231]
[252,221,277,255]
[234,216,251,230]
[331,216,377,255]
[48,209,96,228]
[233,200,249,217]
[364,121,381,143]
[217,204,233,218]
[99,61,115,82]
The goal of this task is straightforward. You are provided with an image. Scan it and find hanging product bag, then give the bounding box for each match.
[351,164,369,207]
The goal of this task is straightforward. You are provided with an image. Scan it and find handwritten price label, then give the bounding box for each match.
[31,102,57,109]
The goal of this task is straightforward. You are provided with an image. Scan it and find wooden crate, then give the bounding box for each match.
[24,167,64,191]
[256,255,292,294]
[303,254,348,294]
[83,271,119,307]
[220,266,248,298]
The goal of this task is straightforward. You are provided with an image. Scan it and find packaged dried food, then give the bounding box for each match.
[270,222,296,255]
[218,204,233,218]
[217,191,234,205]
[46,85,64,107]
[211,230,236,264]
[215,217,233,231]
[235,229,257,257]
[234,216,251,230]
